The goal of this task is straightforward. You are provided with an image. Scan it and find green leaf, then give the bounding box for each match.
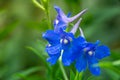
[99,61,120,74]
[74,72,83,80]
[13,66,44,80]
[26,46,50,69]
[70,70,75,80]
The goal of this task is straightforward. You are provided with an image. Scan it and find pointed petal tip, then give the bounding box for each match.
[67,8,88,22]
[54,5,59,9]
[70,18,82,34]
[54,5,62,12]
[81,8,88,14]
[83,8,88,12]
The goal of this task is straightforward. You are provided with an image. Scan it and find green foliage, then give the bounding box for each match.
[0,0,120,80]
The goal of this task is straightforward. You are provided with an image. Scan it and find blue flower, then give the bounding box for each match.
[54,6,87,33]
[42,5,110,76]
[42,19,83,66]
[42,29,75,65]
[75,39,110,76]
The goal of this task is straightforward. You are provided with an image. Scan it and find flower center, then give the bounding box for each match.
[84,48,94,56]
[60,36,73,45]
[63,39,68,44]
[88,51,93,56]
[60,39,68,44]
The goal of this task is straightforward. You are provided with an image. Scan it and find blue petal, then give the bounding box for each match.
[75,54,87,72]
[60,32,80,66]
[61,40,73,66]
[95,45,110,59]
[62,49,73,66]
[59,29,74,40]
[61,33,79,66]
[84,42,98,51]
[62,46,77,66]
[54,19,67,32]
[75,36,86,46]
[88,56,101,76]
[47,53,60,65]
[46,44,61,56]
[42,30,60,45]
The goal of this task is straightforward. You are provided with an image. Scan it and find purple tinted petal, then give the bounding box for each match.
[54,6,67,19]
[95,45,110,59]
[70,18,82,34]
[53,13,67,32]
[54,19,67,33]
[67,9,87,22]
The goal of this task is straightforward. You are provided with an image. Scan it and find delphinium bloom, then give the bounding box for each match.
[42,6,87,66]
[43,19,83,66]
[42,6,110,76]
[75,29,110,76]
[53,6,87,33]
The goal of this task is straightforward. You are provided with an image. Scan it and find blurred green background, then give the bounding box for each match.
[0,0,120,80]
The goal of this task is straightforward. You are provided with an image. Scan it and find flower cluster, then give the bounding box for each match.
[42,6,110,76]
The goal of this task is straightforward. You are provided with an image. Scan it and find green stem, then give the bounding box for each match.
[45,8,51,29]
[33,0,51,29]
[59,60,68,80]
[32,0,45,11]
[74,72,79,80]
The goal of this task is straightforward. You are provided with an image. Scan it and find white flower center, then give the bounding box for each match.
[60,39,68,44]
[88,51,93,56]
[63,39,68,44]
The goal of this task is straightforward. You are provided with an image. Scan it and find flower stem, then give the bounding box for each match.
[32,0,45,11]
[59,60,68,80]
[33,0,51,29]
[45,8,51,29]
